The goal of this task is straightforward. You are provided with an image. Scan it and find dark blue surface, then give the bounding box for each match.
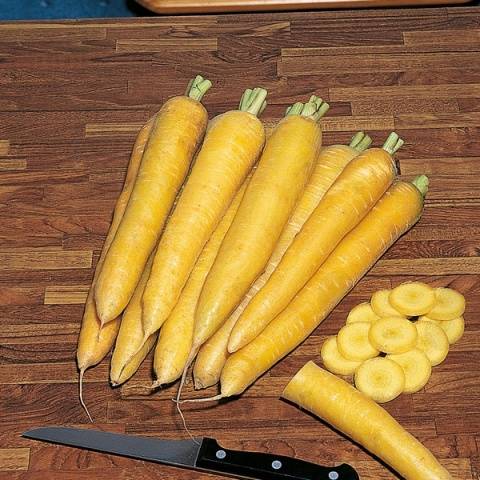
[0,0,152,20]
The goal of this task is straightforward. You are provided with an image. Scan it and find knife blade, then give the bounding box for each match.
[22,426,359,480]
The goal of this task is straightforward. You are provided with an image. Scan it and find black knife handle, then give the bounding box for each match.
[196,438,359,480]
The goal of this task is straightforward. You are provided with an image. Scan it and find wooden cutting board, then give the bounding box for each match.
[0,6,479,480]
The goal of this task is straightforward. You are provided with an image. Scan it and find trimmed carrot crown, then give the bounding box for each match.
[186,74,212,101]
[349,131,372,152]
[285,95,329,121]
[238,87,268,116]
[382,132,404,155]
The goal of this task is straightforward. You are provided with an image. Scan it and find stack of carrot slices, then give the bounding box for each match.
[321,282,466,403]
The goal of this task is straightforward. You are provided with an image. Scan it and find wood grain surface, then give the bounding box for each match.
[0,6,479,480]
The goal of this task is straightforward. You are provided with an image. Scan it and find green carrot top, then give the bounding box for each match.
[239,87,268,116]
[186,75,212,102]
[285,95,330,121]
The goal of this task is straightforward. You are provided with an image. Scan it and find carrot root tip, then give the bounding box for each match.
[79,369,94,423]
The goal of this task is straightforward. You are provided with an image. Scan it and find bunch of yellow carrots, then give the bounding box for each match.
[76,74,429,416]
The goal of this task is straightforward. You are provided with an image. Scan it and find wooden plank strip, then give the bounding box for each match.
[44,286,89,305]
[321,115,394,132]
[0,159,27,171]
[351,99,459,116]
[0,448,29,471]
[278,52,480,76]
[283,37,480,55]
[0,27,107,42]
[0,324,80,345]
[398,157,480,176]
[370,257,480,276]
[403,28,480,46]
[0,250,92,271]
[395,112,480,130]
[0,362,108,385]
[384,239,480,260]
[330,84,480,101]
[85,123,143,137]
[116,38,218,53]
[0,287,45,306]
[0,140,9,155]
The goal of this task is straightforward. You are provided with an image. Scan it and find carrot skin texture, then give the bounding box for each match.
[77,118,154,372]
[195,115,322,347]
[220,181,425,397]
[110,254,155,385]
[282,362,452,480]
[142,110,265,337]
[95,96,208,323]
[153,180,248,386]
[193,308,237,389]
[114,333,158,386]
[229,147,396,352]
[193,144,360,389]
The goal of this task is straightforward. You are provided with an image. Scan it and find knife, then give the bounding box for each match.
[23,426,359,480]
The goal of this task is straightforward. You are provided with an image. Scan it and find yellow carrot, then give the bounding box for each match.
[95,76,211,324]
[76,117,154,420]
[282,361,451,480]
[141,88,266,343]
[228,133,402,353]
[193,312,238,389]
[152,179,249,387]
[114,333,158,386]
[193,176,428,400]
[192,132,372,389]
[110,254,156,386]
[194,97,328,352]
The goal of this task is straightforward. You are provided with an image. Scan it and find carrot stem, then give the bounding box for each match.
[239,87,268,116]
[285,96,329,121]
[382,132,404,155]
[412,175,429,198]
[186,75,212,101]
[349,131,372,152]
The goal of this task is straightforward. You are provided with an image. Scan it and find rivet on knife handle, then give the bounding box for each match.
[196,438,359,480]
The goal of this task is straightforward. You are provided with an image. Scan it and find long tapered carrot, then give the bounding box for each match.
[152,178,249,388]
[228,133,403,353]
[192,132,372,389]
[140,88,267,344]
[76,117,154,421]
[193,97,328,354]
[110,253,157,386]
[283,362,451,479]
[188,176,428,400]
[95,76,211,324]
